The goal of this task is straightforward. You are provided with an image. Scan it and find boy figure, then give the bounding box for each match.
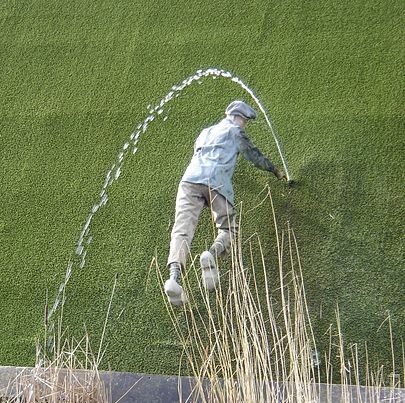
[164,100,286,305]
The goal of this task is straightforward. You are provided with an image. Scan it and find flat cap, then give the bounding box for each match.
[225,100,257,120]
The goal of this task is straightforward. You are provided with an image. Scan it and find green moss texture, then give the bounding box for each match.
[0,0,403,378]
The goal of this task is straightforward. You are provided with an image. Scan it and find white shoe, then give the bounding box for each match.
[164,279,187,306]
[200,251,219,291]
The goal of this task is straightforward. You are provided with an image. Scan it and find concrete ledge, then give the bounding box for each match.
[1,367,200,403]
[0,366,404,402]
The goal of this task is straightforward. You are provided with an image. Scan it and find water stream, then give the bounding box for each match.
[47,67,291,326]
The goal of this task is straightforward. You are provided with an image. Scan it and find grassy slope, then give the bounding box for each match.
[0,0,403,377]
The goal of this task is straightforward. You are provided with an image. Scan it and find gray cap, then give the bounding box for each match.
[225,100,257,120]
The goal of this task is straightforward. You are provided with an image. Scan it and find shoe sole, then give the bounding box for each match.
[200,251,218,291]
[202,268,219,291]
[164,280,187,306]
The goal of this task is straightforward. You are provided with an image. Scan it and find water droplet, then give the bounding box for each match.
[101,194,108,206]
[84,216,92,231]
[103,170,112,188]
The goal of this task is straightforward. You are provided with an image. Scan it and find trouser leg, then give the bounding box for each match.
[206,189,238,259]
[167,182,205,269]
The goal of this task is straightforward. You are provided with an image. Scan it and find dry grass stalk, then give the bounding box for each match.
[2,333,110,403]
[2,275,119,403]
[158,185,404,403]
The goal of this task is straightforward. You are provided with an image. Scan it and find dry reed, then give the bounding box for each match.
[158,185,404,403]
[1,275,119,403]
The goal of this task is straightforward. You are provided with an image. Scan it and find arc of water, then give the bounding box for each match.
[229,76,291,182]
[47,67,291,324]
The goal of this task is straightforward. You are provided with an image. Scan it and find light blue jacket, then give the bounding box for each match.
[182,118,275,205]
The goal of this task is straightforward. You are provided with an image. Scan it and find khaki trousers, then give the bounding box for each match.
[167,181,238,268]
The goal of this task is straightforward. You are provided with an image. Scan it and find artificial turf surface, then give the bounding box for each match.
[1,0,403,381]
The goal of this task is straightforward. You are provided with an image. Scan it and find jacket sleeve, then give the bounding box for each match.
[194,128,208,153]
[236,130,275,173]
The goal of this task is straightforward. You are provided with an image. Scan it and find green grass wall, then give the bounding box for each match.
[0,0,403,379]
